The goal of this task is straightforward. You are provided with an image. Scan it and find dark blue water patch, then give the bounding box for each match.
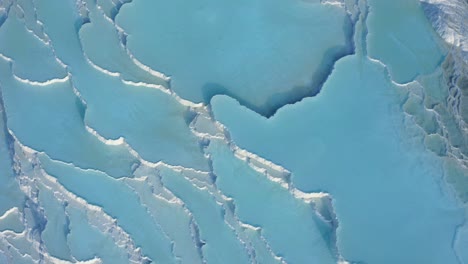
[24,199,47,239]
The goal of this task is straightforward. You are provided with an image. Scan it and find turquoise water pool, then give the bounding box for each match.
[0,0,466,263]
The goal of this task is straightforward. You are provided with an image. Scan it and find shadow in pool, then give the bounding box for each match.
[202,43,354,118]
[202,14,355,118]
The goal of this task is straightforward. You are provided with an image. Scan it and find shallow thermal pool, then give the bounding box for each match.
[0,0,467,263]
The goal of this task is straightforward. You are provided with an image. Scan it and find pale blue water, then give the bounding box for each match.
[124,175,204,263]
[367,0,446,83]
[66,205,131,263]
[39,155,175,263]
[0,0,466,263]
[0,58,138,178]
[212,54,463,263]
[206,139,337,264]
[159,166,252,264]
[115,0,353,116]
[0,11,66,82]
[0,101,24,217]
